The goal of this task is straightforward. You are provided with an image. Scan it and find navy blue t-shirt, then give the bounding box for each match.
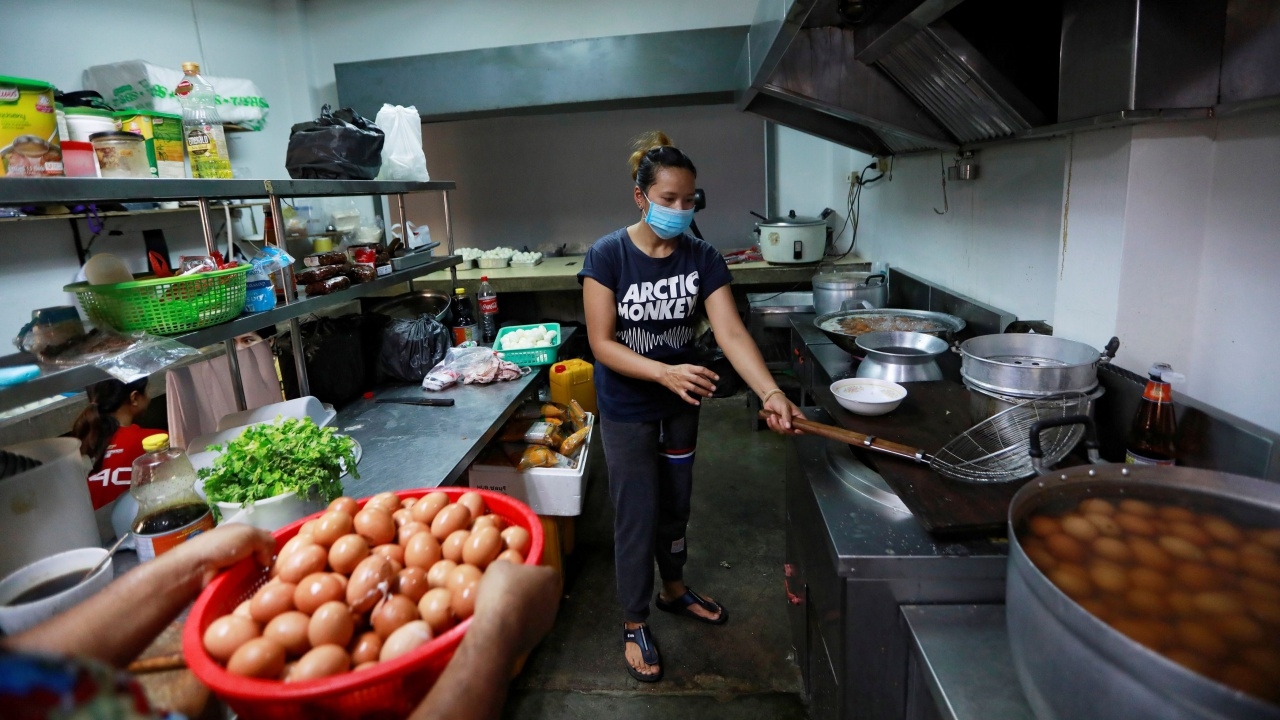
[577,228,733,422]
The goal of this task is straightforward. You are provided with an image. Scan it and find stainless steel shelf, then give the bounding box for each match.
[0,179,457,206]
[0,255,460,415]
[0,202,266,224]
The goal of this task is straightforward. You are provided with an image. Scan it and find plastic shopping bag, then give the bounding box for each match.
[286,105,384,180]
[374,104,430,182]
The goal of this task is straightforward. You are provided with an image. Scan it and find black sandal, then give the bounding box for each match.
[656,587,728,625]
[622,624,663,683]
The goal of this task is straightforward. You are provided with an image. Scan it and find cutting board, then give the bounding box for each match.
[825,380,1032,538]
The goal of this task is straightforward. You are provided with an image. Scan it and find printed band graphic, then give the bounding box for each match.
[616,326,695,354]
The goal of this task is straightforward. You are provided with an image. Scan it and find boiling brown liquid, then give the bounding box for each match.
[133,502,210,535]
[874,346,929,356]
[7,571,86,606]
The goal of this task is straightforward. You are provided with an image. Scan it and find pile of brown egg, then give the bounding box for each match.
[1020,497,1280,704]
[200,491,531,682]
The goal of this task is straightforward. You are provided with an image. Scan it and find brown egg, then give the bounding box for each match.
[1242,647,1280,681]
[1200,516,1244,545]
[329,497,360,516]
[397,567,431,602]
[277,544,329,584]
[401,497,417,510]
[1129,537,1174,572]
[1089,560,1129,594]
[1045,533,1086,564]
[1206,546,1240,571]
[458,492,486,519]
[276,535,315,564]
[1211,614,1265,645]
[1084,513,1123,538]
[451,579,481,620]
[1192,591,1246,616]
[494,549,526,565]
[411,492,449,525]
[350,631,383,665]
[1254,529,1280,551]
[1162,648,1214,678]
[1027,515,1060,538]
[1129,566,1170,593]
[1157,505,1196,523]
[1021,537,1057,572]
[1241,555,1280,583]
[1168,591,1198,617]
[463,527,502,569]
[347,555,395,613]
[501,526,532,556]
[427,559,457,589]
[1060,514,1099,543]
[1093,537,1133,564]
[374,543,405,567]
[354,508,396,546]
[398,521,429,546]
[1049,564,1093,600]
[264,611,312,657]
[312,511,354,548]
[1078,498,1115,516]
[431,504,472,540]
[1215,664,1272,699]
[1240,542,1278,563]
[442,530,470,562]
[1176,620,1230,659]
[286,645,349,682]
[1115,513,1157,537]
[472,513,509,532]
[250,582,297,624]
[1125,588,1172,617]
[380,620,433,662]
[298,519,319,538]
[1169,522,1212,548]
[1173,562,1221,592]
[354,661,378,672]
[330,572,348,591]
[227,637,286,679]
[1118,499,1156,517]
[328,534,370,575]
[1246,595,1280,625]
[203,615,260,662]
[446,563,484,594]
[372,594,420,638]
[405,532,443,570]
[1240,576,1280,601]
[368,492,404,515]
[1110,618,1170,651]
[418,588,455,634]
[233,599,254,619]
[392,509,413,528]
[294,572,345,614]
[308,600,356,648]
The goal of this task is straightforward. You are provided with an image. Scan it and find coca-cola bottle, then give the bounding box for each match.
[1125,362,1183,465]
[478,276,499,345]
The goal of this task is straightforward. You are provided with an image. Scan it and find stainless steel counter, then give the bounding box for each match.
[901,605,1034,720]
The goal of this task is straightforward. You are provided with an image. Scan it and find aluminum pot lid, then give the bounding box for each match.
[759,209,825,226]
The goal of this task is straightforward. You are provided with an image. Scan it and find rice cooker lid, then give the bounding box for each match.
[761,209,825,227]
[0,76,54,92]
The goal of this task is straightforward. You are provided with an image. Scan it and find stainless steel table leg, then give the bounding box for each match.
[443,190,457,286]
[224,339,247,411]
[269,194,310,399]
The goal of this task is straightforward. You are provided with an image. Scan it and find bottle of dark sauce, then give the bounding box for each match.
[130,433,214,561]
[1125,363,1183,466]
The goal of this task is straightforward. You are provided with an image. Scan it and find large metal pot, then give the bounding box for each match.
[966,382,1105,424]
[814,309,965,356]
[1007,464,1280,720]
[959,334,1117,398]
[812,271,887,315]
[755,210,827,264]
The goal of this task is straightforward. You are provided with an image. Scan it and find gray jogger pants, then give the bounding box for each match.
[600,407,700,623]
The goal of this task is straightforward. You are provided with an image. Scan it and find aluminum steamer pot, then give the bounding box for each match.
[1007,465,1280,720]
[959,334,1117,397]
[812,272,887,315]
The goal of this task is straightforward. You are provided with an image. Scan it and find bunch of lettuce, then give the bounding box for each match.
[198,416,357,507]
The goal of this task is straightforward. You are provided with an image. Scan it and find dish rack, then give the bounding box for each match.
[64,265,251,335]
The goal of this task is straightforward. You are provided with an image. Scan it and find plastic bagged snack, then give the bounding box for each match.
[498,419,562,447]
[568,400,588,433]
[517,445,575,471]
[305,275,351,296]
[512,402,569,420]
[559,426,590,457]
[339,265,377,284]
[296,265,345,284]
[303,250,348,268]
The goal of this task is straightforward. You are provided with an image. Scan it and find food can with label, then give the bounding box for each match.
[0,76,63,177]
[114,110,185,178]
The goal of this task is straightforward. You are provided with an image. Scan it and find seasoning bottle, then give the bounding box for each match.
[452,287,478,346]
[478,276,499,344]
[1125,363,1184,466]
[130,433,214,562]
[175,62,233,179]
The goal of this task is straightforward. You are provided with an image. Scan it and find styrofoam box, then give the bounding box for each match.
[468,414,593,517]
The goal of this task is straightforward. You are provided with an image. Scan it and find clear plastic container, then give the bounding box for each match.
[130,433,213,561]
[90,131,151,178]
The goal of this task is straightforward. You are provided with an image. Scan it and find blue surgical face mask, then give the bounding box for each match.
[643,192,695,239]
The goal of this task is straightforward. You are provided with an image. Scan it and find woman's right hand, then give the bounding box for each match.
[659,363,719,405]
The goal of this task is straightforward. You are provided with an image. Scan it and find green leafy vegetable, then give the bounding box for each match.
[197,416,357,508]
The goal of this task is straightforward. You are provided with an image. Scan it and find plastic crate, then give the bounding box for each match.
[493,323,562,367]
[183,488,543,720]
[64,265,250,335]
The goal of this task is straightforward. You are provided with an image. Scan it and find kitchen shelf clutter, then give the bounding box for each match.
[0,178,460,416]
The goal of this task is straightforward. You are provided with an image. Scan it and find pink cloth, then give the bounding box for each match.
[165,339,281,449]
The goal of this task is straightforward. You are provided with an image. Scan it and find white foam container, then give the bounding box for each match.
[468,414,593,516]
[0,438,98,578]
[0,547,113,634]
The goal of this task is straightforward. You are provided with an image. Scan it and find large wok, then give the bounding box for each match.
[1007,464,1280,720]
[813,308,965,356]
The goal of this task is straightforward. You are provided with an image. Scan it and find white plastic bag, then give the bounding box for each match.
[83,60,269,131]
[374,104,429,181]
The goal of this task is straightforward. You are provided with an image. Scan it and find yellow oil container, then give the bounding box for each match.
[549,358,597,415]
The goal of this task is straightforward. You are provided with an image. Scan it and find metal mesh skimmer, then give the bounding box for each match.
[930,393,1092,483]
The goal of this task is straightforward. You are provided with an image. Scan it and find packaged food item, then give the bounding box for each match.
[559,426,590,457]
[179,255,219,275]
[304,275,351,296]
[90,131,150,179]
[338,265,376,284]
[498,419,563,447]
[516,445,575,471]
[303,250,347,268]
[296,265,345,284]
[568,400,588,433]
[0,76,62,178]
[511,402,569,420]
[113,110,184,178]
[349,244,378,268]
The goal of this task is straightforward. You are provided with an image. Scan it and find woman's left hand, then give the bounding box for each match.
[763,392,806,435]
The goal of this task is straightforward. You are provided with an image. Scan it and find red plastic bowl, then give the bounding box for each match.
[183,488,543,719]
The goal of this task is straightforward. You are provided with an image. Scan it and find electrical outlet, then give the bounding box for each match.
[847,171,859,185]
[875,155,891,173]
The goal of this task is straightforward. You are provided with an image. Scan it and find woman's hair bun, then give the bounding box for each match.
[629,131,674,179]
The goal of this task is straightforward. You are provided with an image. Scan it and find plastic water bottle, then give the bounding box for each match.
[175,62,233,178]
[478,276,499,344]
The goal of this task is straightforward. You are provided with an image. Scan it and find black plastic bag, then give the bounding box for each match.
[379,315,451,383]
[286,105,385,180]
[275,315,371,406]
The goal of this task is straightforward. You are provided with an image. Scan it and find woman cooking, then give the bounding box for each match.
[578,131,805,682]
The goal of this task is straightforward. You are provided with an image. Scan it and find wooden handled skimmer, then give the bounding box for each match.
[759,411,932,464]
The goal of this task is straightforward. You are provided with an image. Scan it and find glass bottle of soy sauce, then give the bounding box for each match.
[1125,363,1184,466]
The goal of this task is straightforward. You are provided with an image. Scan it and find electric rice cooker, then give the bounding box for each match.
[755,210,828,264]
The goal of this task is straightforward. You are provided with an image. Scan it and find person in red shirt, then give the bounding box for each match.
[71,378,160,534]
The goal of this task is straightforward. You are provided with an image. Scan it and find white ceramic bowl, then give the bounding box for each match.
[214,491,327,532]
[0,547,113,634]
[830,378,908,416]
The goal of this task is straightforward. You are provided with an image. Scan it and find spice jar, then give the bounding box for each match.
[89,131,150,178]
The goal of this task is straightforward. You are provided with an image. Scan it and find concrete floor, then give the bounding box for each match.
[503,395,808,719]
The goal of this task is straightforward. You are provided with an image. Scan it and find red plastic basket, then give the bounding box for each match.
[183,488,544,720]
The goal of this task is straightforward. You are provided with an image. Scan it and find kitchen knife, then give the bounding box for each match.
[375,398,455,407]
